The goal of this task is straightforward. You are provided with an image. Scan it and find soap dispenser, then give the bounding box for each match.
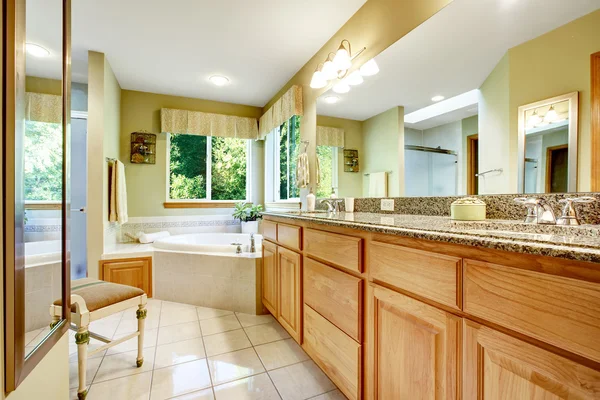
[330,188,337,199]
[307,187,316,212]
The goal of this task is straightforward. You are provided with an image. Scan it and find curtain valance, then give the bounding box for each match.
[258,85,303,139]
[317,126,345,148]
[160,108,259,140]
[25,92,62,124]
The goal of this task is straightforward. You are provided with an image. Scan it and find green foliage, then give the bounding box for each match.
[317,146,334,198]
[211,137,247,200]
[279,116,301,200]
[24,121,63,201]
[169,134,247,200]
[232,202,263,222]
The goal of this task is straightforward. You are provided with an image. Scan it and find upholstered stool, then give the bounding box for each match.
[50,279,148,400]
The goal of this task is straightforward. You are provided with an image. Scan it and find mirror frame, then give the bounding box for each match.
[517,91,579,193]
[2,0,71,392]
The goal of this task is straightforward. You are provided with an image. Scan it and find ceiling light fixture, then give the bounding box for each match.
[309,40,368,91]
[333,81,351,94]
[26,43,50,57]
[310,64,327,89]
[359,59,379,76]
[527,109,542,127]
[346,70,364,86]
[209,75,230,86]
[324,95,339,104]
[431,95,445,102]
[404,89,479,124]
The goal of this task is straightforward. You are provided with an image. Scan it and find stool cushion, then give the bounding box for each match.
[54,278,145,312]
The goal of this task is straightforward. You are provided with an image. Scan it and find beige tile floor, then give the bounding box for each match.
[51,299,346,400]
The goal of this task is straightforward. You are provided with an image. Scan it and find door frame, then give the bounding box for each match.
[466,134,478,195]
[545,144,569,193]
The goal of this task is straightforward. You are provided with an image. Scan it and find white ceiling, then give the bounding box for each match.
[317,0,600,125]
[26,0,367,107]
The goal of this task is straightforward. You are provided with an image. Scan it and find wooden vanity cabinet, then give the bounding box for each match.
[100,256,153,297]
[261,240,278,316]
[366,283,460,400]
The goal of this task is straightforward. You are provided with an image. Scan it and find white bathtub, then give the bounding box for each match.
[153,233,263,255]
[25,239,61,266]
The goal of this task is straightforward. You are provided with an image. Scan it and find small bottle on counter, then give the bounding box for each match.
[307,187,316,212]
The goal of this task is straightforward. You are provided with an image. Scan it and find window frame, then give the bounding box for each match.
[165,133,252,203]
[273,116,301,202]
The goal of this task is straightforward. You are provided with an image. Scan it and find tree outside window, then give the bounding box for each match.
[24,121,63,201]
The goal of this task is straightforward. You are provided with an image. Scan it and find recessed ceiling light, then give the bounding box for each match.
[405,89,479,124]
[324,96,339,104]
[209,75,230,86]
[26,43,50,58]
[431,95,445,102]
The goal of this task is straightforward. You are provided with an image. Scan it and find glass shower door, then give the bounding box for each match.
[71,117,87,279]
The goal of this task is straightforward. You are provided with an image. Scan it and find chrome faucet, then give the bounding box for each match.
[320,198,344,214]
[514,197,556,224]
[556,197,596,226]
[249,233,256,253]
[231,242,242,254]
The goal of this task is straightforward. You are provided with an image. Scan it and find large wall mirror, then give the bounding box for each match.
[314,2,600,198]
[3,0,71,391]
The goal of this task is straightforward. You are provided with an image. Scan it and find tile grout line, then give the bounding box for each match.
[197,309,217,400]
[235,312,285,400]
[148,299,163,400]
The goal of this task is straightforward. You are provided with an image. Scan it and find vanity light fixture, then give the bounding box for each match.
[310,65,328,89]
[544,104,558,122]
[324,95,340,104]
[310,40,368,90]
[527,109,542,127]
[346,70,364,86]
[26,43,50,57]
[333,81,351,94]
[359,58,379,77]
[209,75,230,86]
[431,95,445,102]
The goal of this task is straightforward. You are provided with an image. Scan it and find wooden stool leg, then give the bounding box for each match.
[136,304,147,367]
[75,326,90,400]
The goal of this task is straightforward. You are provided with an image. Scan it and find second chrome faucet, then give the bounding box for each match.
[514,196,595,225]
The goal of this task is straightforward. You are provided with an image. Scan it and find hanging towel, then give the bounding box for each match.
[109,160,128,224]
[368,172,388,197]
[296,152,310,188]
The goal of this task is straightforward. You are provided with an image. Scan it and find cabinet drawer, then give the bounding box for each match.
[304,258,362,342]
[304,229,362,273]
[277,223,302,251]
[464,259,600,363]
[303,305,361,400]
[262,220,277,242]
[370,241,461,310]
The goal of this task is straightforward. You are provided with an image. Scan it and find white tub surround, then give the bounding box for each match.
[153,233,263,254]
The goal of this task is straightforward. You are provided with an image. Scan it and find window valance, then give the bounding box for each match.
[160,108,259,140]
[25,92,62,124]
[258,85,303,139]
[317,126,345,148]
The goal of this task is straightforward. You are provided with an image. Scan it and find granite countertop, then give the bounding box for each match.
[262,211,600,263]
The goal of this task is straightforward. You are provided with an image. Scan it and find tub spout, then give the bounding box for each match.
[250,233,256,253]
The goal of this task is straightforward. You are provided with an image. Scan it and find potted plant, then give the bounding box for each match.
[233,202,263,234]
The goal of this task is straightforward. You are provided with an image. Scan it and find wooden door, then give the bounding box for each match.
[277,246,302,343]
[463,319,600,399]
[262,240,278,316]
[545,144,568,193]
[100,257,152,297]
[467,134,479,195]
[366,283,460,400]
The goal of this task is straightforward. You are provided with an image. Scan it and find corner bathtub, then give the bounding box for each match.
[152,233,266,315]
[153,233,263,254]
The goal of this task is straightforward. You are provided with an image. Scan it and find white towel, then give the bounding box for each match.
[296,152,310,188]
[109,160,128,224]
[139,231,170,244]
[368,172,388,197]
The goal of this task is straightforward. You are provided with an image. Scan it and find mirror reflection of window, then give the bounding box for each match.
[524,99,570,193]
[317,146,339,198]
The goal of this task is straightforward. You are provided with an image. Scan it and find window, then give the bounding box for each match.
[24,121,63,201]
[278,116,301,200]
[317,145,338,198]
[167,134,250,201]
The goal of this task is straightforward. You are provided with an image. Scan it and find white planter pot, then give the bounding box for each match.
[241,220,259,234]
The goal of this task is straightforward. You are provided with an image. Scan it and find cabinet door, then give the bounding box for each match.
[278,246,302,343]
[463,320,600,400]
[366,283,460,400]
[100,257,152,297]
[262,241,278,316]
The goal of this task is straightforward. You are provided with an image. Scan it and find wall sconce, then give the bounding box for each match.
[310,39,379,91]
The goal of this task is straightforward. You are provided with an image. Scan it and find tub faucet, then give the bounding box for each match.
[231,242,243,254]
[250,233,256,253]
